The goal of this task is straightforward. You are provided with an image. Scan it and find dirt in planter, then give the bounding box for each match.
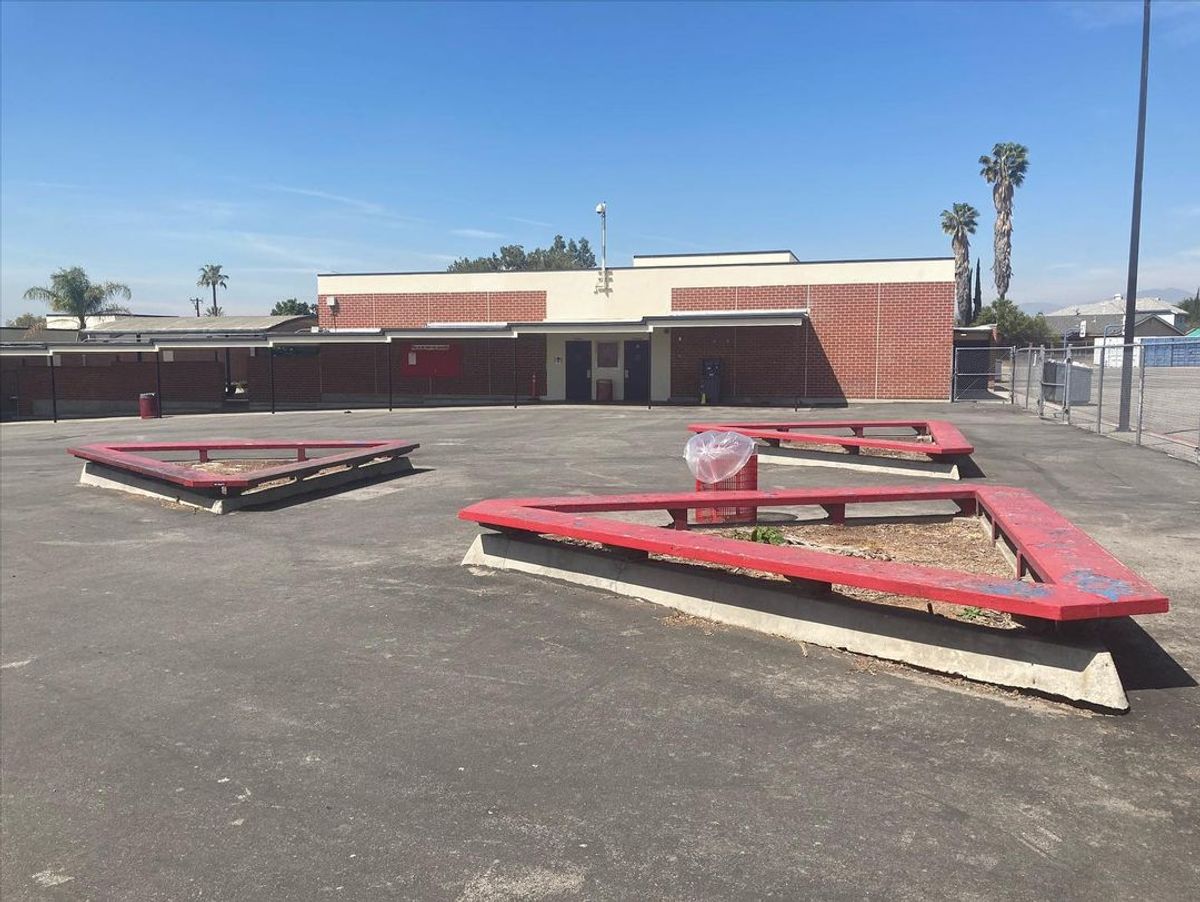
[723,518,1018,628]
[185,457,354,493]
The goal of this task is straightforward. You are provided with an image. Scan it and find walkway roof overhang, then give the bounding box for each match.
[0,309,809,357]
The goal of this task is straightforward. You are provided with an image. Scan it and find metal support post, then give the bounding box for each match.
[1024,344,1033,410]
[1095,349,1105,433]
[155,351,163,418]
[646,334,653,410]
[1063,347,1072,424]
[268,349,276,414]
[950,348,957,402]
[387,340,394,411]
[48,354,58,423]
[1135,359,1146,446]
[512,339,518,409]
[1009,347,1016,404]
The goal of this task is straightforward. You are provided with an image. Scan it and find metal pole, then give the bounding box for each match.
[387,340,394,411]
[1096,347,1105,432]
[951,347,957,402]
[646,335,652,410]
[512,338,518,409]
[268,348,276,414]
[48,353,58,423]
[1136,357,1146,445]
[155,351,163,418]
[1008,347,1015,404]
[1063,346,1072,424]
[1118,0,1152,431]
[1024,344,1033,409]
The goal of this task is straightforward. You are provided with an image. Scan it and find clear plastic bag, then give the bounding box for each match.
[684,430,757,484]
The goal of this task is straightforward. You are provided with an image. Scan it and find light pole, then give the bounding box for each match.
[1118,0,1151,431]
[595,202,608,294]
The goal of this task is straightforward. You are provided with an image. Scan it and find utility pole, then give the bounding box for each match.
[594,202,611,295]
[1118,0,1151,431]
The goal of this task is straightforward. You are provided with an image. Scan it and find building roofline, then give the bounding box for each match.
[318,256,953,278]
[630,249,796,259]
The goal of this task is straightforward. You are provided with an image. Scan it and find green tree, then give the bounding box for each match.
[940,203,979,325]
[1179,287,1200,330]
[447,235,596,273]
[972,298,1055,347]
[6,312,47,331]
[270,298,315,316]
[23,266,131,329]
[979,142,1030,300]
[197,264,228,316]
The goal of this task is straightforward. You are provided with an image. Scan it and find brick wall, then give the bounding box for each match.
[671,284,807,311]
[669,281,953,401]
[316,291,547,329]
[244,337,547,405]
[1,355,225,416]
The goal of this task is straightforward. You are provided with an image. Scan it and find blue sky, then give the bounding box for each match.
[1,0,1197,319]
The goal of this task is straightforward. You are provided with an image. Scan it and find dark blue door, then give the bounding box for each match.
[624,340,649,402]
[565,341,592,401]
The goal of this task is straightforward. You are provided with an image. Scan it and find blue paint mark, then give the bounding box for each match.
[1064,569,1133,602]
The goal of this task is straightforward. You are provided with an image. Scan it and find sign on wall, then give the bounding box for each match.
[399,342,463,377]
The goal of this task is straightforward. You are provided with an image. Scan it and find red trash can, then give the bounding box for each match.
[138,392,159,419]
[695,452,757,524]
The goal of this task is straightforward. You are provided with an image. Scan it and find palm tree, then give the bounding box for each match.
[979,142,1030,300]
[197,264,228,316]
[23,266,131,329]
[940,203,979,325]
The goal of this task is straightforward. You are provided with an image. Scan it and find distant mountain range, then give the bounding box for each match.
[1134,288,1193,303]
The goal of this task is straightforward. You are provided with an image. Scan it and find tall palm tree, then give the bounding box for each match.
[23,266,131,329]
[940,203,979,325]
[979,142,1030,300]
[197,264,228,316]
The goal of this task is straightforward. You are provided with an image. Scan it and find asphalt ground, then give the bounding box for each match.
[2,403,1198,900]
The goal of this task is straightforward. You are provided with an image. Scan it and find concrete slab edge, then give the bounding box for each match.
[462,532,1128,712]
[758,446,961,480]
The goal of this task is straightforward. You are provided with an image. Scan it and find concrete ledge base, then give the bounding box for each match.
[462,531,1128,711]
[80,455,414,513]
[758,445,962,480]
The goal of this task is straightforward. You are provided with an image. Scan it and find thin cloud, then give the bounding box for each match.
[451,228,507,240]
[258,183,386,214]
[503,215,556,229]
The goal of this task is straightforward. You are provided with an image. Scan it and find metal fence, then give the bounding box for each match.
[1009,341,1200,465]
[951,346,1016,401]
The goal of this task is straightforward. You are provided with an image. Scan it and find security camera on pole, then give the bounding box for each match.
[594,202,612,295]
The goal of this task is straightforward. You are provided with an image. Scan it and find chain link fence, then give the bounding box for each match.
[1007,340,1200,465]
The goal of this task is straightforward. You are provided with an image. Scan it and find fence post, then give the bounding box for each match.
[268,348,276,414]
[387,340,394,411]
[1063,346,1072,424]
[1135,357,1146,446]
[1024,344,1033,410]
[1009,347,1015,404]
[950,347,957,402]
[48,353,58,423]
[155,351,163,418]
[1095,346,1105,433]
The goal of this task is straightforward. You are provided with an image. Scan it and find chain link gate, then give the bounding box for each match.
[951,346,1016,402]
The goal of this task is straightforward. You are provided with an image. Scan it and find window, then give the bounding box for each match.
[596,341,619,368]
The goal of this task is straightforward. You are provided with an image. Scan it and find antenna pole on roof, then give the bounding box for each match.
[1118,0,1151,431]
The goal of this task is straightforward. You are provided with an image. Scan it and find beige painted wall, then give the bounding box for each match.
[318,258,953,325]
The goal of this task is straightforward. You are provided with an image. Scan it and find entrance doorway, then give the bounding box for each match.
[624,340,649,402]
[565,340,592,401]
